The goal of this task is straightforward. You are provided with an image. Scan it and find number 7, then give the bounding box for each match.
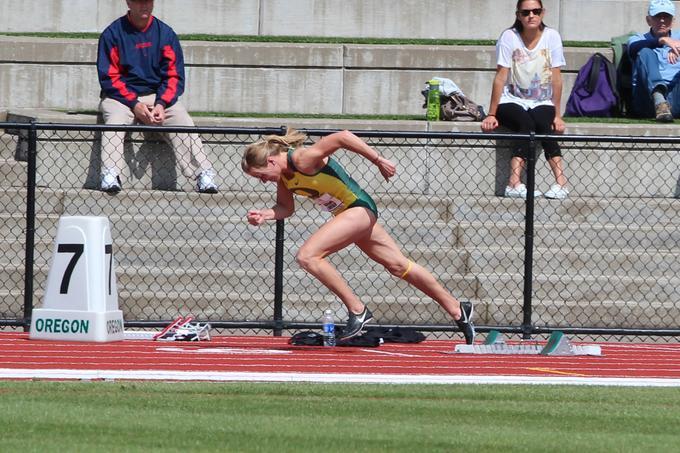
[105,244,113,295]
[57,243,84,294]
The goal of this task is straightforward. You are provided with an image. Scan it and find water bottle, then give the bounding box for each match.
[426,79,441,122]
[322,309,336,347]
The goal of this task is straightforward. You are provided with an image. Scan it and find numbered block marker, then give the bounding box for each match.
[30,216,124,342]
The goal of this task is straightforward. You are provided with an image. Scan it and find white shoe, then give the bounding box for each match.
[504,184,541,199]
[544,184,569,199]
[196,169,218,194]
[101,169,121,193]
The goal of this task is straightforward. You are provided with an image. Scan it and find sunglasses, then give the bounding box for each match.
[518,8,543,17]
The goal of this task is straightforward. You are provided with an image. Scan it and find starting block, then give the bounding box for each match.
[29,216,124,342]
[454,330,602,356]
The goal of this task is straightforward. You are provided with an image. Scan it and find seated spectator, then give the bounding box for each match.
[96,0,218,193]
[628,0,680,122]
[481,0,569,200]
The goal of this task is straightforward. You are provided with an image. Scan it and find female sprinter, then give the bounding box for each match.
[241,128,475,344]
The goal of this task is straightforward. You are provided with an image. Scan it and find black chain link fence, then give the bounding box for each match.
[1,122,679,340]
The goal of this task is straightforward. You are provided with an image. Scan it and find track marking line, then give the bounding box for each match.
[527,367,589,377]
[156,347,292,355]
[361,349,422,358]
[2,368,680,386]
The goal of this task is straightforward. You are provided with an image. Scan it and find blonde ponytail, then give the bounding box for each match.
[241,128,308,172]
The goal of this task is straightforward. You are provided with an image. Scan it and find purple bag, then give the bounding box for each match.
[566,53,619,117]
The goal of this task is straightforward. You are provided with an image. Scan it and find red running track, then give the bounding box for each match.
[1,332,679,386]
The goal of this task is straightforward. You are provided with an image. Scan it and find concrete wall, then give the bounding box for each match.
[0,35,604,115]
[0,0,666,41]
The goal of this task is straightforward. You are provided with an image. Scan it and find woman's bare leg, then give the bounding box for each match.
[295,207,375,314]
[508,156,525,187]
[356,222,463,320]
[548,156,568,187]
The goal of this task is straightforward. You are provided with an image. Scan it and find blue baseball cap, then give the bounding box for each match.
[649,0,676,16]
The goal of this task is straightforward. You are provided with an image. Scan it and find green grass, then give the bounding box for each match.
[0,32,608,48]
[1,381,678,452]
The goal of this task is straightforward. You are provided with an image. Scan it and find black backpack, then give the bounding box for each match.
[611,33,636,116]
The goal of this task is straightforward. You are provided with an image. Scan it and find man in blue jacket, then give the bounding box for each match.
[628,0,680,122]
[97,0,218,193]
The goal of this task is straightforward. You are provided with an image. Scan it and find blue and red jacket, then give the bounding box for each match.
[97,14,185,109]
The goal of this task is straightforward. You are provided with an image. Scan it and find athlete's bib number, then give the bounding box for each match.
[314,193,344,212]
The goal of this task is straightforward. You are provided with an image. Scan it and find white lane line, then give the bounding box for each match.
[156,347,292,355]
[361,349,423,358]
[2,368,680,387]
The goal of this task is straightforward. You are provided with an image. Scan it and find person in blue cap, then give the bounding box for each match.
[628,0,680,122]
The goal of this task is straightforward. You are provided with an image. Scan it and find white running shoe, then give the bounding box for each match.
[196,169,218,194]
[504,184,542,199]
[100,169,121,193]
[544,184,570,199]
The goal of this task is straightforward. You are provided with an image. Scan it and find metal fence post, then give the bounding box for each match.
[521,132,537,339]
[273,219,285,336]
[22,121,38,331]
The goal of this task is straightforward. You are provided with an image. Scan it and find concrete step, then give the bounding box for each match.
[6,236,677,285]
[8,265,480,302]
[0,133,18,160]
[0,238,470,276]
[469,247,680,278]
[0,189,65,215]
[0,1,637,43]
[9,262,677,311]
[0,290,25,320]
[3,187,680,228]
[0,160,26,187]
[1,187,262,216]
[0,214,57,241]
[112,290,466,327]
[477,274,680,305]
[12,128,680,197]
[8,287,674,331]
[60,188,261,218]
[21,284,459,326]
[487,298,677,330]
[448,197,680,225]
[0,35,594,115]
[5,236,678,294]
[276,216,680,250]
[3,209,679,257]
[458,221,680,251]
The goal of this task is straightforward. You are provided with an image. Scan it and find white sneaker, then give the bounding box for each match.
[504,184,542,199]
[100,169,121,193]
[544,184,569,199]
[196,169,218,194]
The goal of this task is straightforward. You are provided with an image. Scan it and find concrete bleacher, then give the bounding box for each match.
[0,35,605,117]
[0,0,663,116]
[0,0,656,41]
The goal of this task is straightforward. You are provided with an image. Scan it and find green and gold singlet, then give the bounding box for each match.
[282,148,378,217]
